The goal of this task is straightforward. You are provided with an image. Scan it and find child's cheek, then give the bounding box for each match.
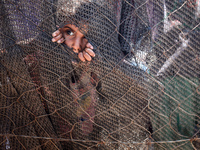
[64,37,72,48]
[83,38,88,47]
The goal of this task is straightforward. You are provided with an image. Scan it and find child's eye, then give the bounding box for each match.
[66,30,74,36]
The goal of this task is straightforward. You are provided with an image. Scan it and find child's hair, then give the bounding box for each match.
[57,2,116,35]
[57,2,96,34]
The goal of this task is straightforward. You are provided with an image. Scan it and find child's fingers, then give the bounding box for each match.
[52,30,60,37]
[86,43,93,49]
[85,48,95,57]
[78,52,86,62]
[83,51,92,61]
[57,37,65,44]
[52,34,62,42]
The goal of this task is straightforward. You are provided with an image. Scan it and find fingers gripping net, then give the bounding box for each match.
[0,0,200,149]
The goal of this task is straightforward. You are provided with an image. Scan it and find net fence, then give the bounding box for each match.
[0,0,200,149]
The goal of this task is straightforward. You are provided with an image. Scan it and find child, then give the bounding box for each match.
[52,20,99,136]
[52,24,95,62]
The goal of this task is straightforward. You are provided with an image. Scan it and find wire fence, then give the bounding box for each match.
[0,0,200,149]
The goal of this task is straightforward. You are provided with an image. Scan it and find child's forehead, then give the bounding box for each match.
[64,24,77,28]
[63,22,89,34]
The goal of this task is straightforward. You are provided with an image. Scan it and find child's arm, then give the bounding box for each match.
[52,29,95,62]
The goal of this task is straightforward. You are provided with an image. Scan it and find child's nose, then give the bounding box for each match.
[72,38,82,52]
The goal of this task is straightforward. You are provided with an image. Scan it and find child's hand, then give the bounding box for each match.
[78,43,95,62]
[52,29,65,44]
[52,29,95,62]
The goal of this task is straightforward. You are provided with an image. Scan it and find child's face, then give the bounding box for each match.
[52,23,95,62]
[62,24,88,53]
